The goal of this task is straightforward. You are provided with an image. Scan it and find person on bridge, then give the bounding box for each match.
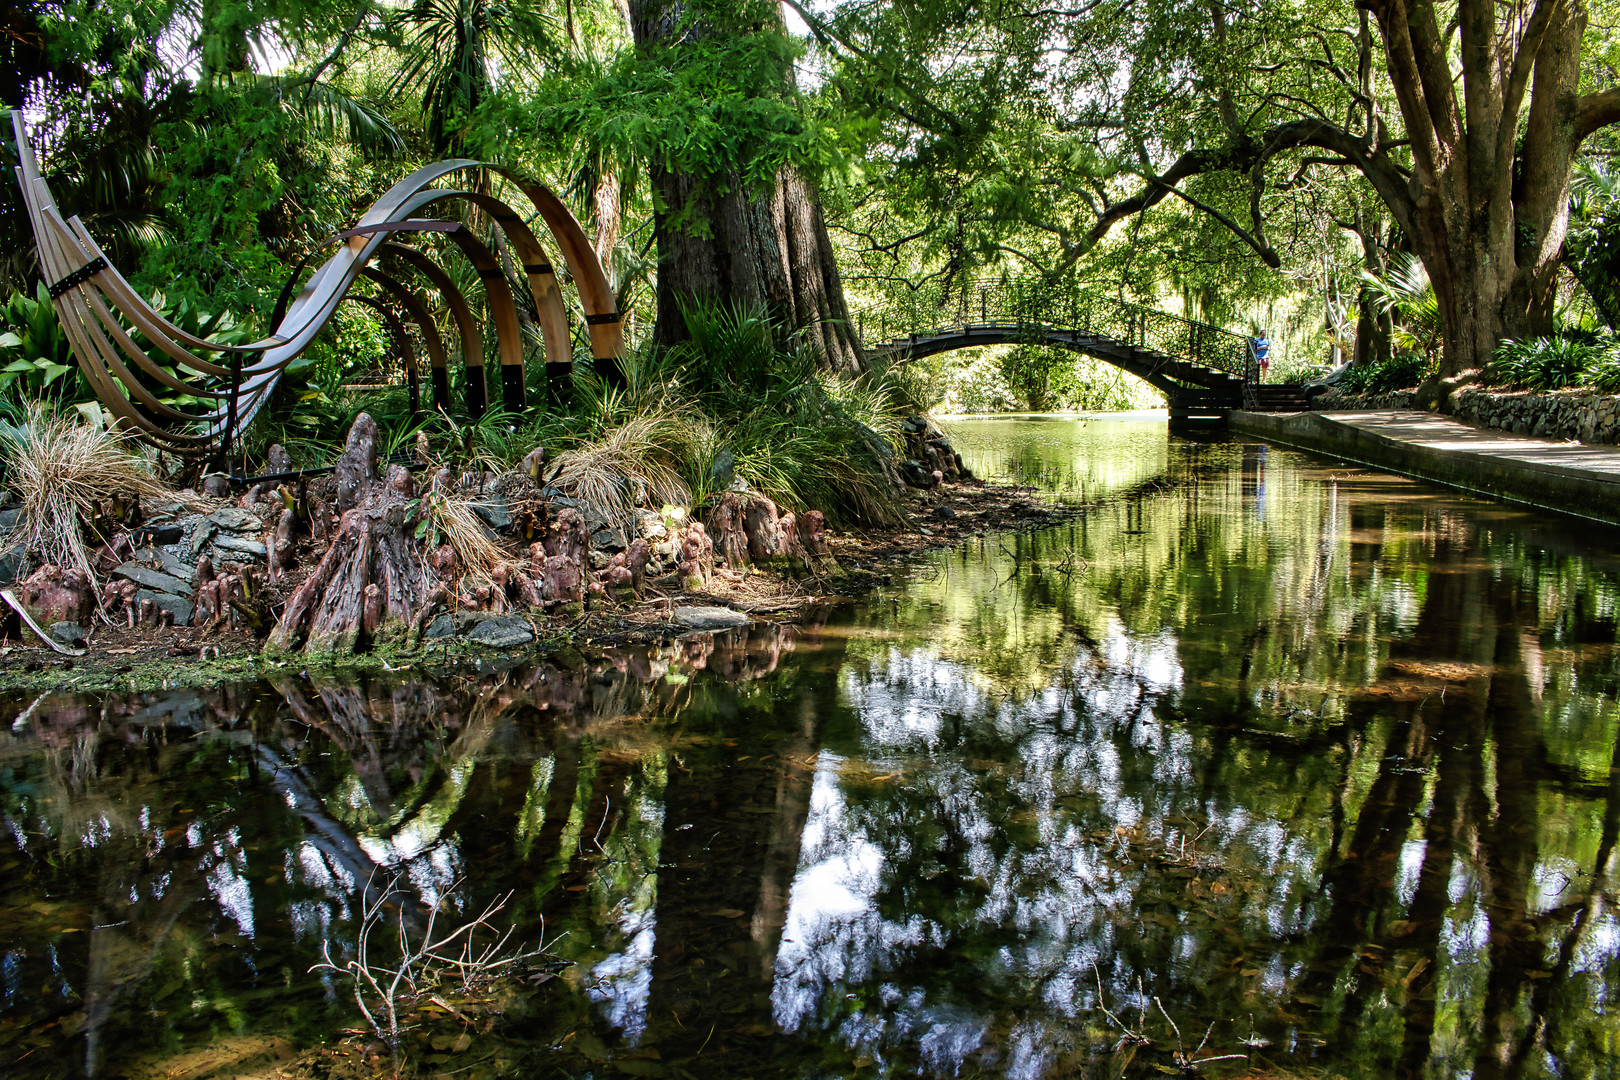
[1252,332,1271,377]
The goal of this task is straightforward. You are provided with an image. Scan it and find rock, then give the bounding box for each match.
[470,494,513,530]
[592,524,628,551]
[424,613,456,639]
[933,505,958,520]
[0,507,20,531]
[900,459,938,489]
[188,520,217,555]
[208,507,262,532]
[135,522,184,546]
[710,448,736,490]
[202,474,231,497]
[112,562,193,597]
[0,545,22,586]
[132,547,196,585]
[589,549,611,570]
[48,621,87,646]
[466,615,535,648]
[672,605,750,631]
[211,535,268,560]
[137,589,193,627]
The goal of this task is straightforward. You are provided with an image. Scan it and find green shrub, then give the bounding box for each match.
[1336,352,1435,394]
[1488,337,1598,390]
[1585,349,1620,392]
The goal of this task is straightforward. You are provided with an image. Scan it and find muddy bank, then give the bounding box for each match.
[0,477,1087,695]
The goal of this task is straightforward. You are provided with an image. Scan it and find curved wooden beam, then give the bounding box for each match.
[11,112,622,458]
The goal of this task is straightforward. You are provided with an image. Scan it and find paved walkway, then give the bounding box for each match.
[1320,410,1620,479]
[1229,409,1620,527]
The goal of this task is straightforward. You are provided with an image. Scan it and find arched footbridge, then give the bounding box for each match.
[854,281,1307,419]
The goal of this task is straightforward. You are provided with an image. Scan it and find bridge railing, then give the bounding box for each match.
[855,279,1255,385]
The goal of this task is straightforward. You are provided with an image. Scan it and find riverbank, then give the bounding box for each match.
[0,476,1090,696]
[1230,408,1620,528]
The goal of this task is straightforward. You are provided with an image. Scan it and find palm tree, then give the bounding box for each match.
[387,0,557,156]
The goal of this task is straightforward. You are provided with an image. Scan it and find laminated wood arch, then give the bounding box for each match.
[9,114,625,462]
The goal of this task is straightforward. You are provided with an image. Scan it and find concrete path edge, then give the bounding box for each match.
[1229,410,1620,528]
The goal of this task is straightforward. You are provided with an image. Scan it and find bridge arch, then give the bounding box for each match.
[857,281,1255,416]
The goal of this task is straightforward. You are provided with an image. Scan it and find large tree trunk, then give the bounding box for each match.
[1083,0,1620,379]
[1351,210,1394,367]
[629,1,865,372]
[1361,0,1593,376]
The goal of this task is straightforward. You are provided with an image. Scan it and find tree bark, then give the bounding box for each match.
[629,0,865,372]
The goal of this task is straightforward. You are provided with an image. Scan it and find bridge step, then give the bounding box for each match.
[1247,384,1312,412]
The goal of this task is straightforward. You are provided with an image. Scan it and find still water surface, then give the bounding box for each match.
[4,416,1620,1079]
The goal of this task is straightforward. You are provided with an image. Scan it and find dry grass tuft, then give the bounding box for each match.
[419,488,508,587]
[0,409,175,586]
[549,409,693,527]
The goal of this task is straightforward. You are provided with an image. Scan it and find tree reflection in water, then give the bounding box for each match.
[2,422,1619,1079]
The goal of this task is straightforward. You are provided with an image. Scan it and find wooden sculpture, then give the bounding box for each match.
[10,113,624,463]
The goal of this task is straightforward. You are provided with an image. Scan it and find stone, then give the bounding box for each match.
[592,525,628,552]
[48,621,87,646]
[710,448,736,490]
[0,507,21,531]
[0,543,23,586]
[208,507,262,532]
[211,535,268,560]
[202,474,231,497]
[424,613,456,639]
[138,589,193,627]
[154,547,196,584]
[900,459,938,489]
[188,520,217,555]
[466,615,535,648]
[136,522,184,546]
[470,494,513,530]
[672,605,750,631]
[933,505,958,520]
[131,547,196,585]
[112,562,193,597]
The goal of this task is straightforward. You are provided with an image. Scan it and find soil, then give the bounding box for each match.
[0,478,1089,696]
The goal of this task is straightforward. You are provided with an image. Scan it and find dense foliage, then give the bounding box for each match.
[7,0,1620,456]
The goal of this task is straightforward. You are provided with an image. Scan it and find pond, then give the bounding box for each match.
[3,415,1620,1079]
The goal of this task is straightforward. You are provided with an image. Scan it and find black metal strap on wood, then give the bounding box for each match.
[337,220,462,240]
[523,263,554,275]
[48,257,108,298]
[584,311,621,325]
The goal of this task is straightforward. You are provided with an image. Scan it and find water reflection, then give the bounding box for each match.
[2,419,1620,1080]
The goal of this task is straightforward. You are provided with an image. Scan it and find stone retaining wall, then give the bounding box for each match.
[1450,387,1620,444]
[1315,389,1417,411]
[1316,387,1620,444]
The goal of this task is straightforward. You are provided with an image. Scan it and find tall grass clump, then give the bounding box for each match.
[0,408,174,584]
[547,397,696,526]
[665,299,907,527]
